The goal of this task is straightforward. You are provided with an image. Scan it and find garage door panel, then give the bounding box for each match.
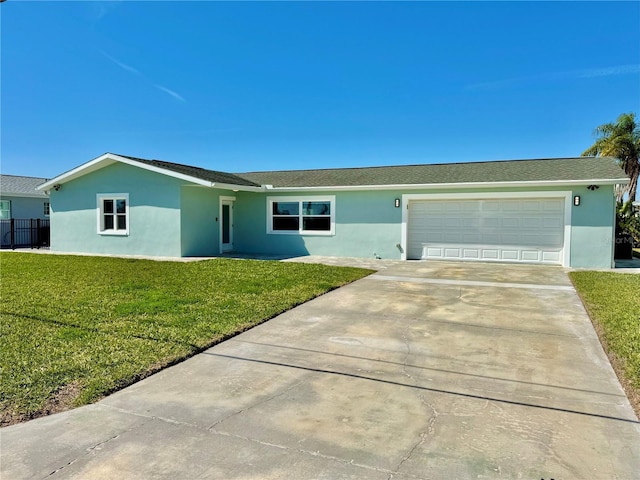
[463,248,480,259]
[483,201,500,211]
[544,218,563,228]
[522,217,542,228]
[543,200,564,212]
[443,232,463,242]
[481,249,499,260]
[501,233,521,244]
[502,203,521,212]
[444,218,462,228]
[521,250,542,261]
[407,197,565,264]
[461,217,480,228]
[482,233,501,244]
[483,217,500,228]
[542,251,562,262]
[500,250,519,260]
[501,217,520,228]
[522,201,542,211]
[463,233,482,243]
[425,232,444,242]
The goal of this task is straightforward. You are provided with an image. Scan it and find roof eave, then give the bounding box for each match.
[209,182,264,192]
[263,178,630,192]
[1,192,49,198]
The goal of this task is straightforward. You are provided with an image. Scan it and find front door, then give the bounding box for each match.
[220,198,234,253]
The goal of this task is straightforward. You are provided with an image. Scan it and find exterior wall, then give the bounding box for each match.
[234,190,403,259]
[0,195,49,219]
[569,184,616,268]
[234,185,617,268]
[47,160,618,268]
[50,162,183,257]
[180,186,223,256]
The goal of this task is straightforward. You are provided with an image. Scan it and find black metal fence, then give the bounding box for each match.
[0,218,50,249]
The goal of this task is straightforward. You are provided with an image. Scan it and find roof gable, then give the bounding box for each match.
[38,153,262,192]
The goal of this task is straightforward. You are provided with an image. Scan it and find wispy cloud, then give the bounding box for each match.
[91,1,124,22]
[466,64,640,91]
[154,85,186,102]
[98,50,185,102]
[578,64,640,78]
[99,50,141,76]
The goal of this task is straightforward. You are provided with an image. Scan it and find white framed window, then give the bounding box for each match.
[0,200,11,220]
[97,194,129,235]
[44,202,50,216]
[267,196,335,235]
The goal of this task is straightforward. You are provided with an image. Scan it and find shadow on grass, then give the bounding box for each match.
[2,311,201,350]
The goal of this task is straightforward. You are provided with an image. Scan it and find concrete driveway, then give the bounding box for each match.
[2,260,639,479]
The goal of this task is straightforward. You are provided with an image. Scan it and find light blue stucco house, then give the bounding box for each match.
[37,153,629,268]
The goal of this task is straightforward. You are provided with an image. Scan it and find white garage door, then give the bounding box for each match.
[407,198,565,264]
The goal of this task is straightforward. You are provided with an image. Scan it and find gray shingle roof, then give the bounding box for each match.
[109,154,628,189]
[236,157,627,188]
[0,175,49,196]
[115,154,261,187]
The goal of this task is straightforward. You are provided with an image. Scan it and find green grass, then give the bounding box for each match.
[569,271,640,396]
[0,253,372,424]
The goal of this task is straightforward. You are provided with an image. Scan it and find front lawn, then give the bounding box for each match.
[569,271,640,414]
[0,253,371,426]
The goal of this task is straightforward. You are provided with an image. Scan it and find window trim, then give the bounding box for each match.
[97,193,129,236]
[44,202,50,217]
[267,196,335,236]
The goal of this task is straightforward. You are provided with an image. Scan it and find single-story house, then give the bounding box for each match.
[37,153,629,268]
[0,174,50,220]
[1,174,51,248]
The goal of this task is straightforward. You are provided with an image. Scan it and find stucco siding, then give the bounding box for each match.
[180,186,221,256]
[0,196,49,220]
[48,160,618,268]
[235,186,616,267]
[569,184,616,268]
[234,190,404,259]
[50,163,183,257]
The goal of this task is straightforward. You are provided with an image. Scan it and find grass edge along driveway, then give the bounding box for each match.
[569,271,640,418]
[0,253,372,426]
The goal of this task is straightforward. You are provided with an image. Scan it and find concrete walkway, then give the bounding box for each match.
[2,261,639,479]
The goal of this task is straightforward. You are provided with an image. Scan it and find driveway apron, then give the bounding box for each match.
[2,261,639,479]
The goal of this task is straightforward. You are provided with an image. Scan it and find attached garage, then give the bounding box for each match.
[404,193,571,265]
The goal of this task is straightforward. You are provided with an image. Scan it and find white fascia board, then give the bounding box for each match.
[37,153,215,190]
[1,192,49,198]
[264,178,630,192]
[37,154,118,190]
[210,182,264,192]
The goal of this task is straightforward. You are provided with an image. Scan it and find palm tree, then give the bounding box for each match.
[582,112,640,202]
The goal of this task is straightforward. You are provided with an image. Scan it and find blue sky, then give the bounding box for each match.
[2,1,639,178]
